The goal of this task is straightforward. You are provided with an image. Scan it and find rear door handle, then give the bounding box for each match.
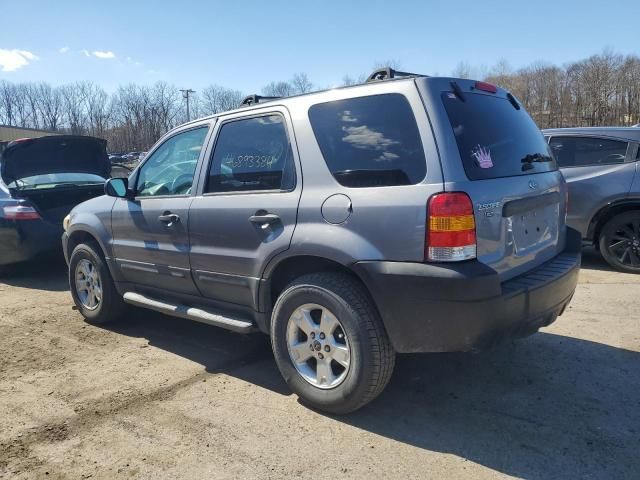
[249,213,280,225]
[158,212,180,226]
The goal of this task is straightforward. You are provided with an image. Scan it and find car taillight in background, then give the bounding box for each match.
[1,205,41,220]
[426,192,476,262]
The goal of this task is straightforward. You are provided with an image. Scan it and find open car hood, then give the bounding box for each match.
[0,135,110,185]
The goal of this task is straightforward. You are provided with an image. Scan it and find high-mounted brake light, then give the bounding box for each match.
[426,192,476,262]
[474,81,497,93]
[2,205,41,220]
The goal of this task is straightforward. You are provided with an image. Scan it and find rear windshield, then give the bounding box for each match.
[309,94,426,187]
[8,173,105,189]
[442,92,556,180]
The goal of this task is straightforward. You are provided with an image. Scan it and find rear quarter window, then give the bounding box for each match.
[308,93,426,187]
[550,136,628,167]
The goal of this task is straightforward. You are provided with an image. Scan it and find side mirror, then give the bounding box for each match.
[105,177,130,198]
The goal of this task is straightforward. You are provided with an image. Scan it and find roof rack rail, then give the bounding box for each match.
[239,94,281,107]
[366,67,424,83]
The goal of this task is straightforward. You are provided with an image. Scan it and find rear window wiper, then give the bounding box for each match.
[521,153,553,171]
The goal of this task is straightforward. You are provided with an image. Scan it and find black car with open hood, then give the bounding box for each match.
[0,135,111,267]
[1,135,110,185]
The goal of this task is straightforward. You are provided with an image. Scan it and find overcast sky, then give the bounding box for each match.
[1,0,638,92]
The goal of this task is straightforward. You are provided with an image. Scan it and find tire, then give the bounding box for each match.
[599,211,640,274]
[69,242,127,324]
[270,272,395,414]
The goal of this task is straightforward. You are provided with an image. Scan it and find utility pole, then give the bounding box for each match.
[180,88,195,121]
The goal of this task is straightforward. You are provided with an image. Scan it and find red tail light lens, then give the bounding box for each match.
[426,192,476,262]
[2,205,41,220]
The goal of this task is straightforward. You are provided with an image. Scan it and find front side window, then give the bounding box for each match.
[308,94,426,187]
[206,115,295,193]
[550,136,628,168]
[136,126,208,197]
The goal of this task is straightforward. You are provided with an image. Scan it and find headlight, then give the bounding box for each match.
[63,214,71,232]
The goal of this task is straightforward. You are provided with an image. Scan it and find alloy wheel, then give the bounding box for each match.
[286,303,351,389]
[75,259,102,310]
[606,218,640,268]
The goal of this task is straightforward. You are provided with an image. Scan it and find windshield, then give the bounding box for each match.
[442,91,557,180]
[8,172,106,189]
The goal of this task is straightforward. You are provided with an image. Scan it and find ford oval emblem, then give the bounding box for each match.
[528,180,538,189]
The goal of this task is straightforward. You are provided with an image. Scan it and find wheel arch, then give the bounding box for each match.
[587,198,640,243]
[65,225,123,283]
[257,254,380,332]
[66,229,103,258]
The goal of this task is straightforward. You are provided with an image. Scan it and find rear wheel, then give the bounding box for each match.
[270,272,395,414]
[69,242,127,323]
[599,211,640,273]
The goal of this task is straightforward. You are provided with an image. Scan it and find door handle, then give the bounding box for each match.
[249,213,280,226]
[158,212,180,226]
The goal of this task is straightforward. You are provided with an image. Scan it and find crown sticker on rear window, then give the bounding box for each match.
[472,144,493,169]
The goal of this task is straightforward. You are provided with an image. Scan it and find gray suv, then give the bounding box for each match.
[543,128,640,273]
[63,69,581,413]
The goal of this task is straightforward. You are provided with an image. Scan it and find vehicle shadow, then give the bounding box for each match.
[103,311,639,479]
[347,334,639,479]
[580,246,616,272]
[0,252,68,292]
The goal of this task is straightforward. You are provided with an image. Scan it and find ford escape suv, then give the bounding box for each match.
[62,68,581,414]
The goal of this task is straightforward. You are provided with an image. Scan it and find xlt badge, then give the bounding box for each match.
[477,201,501,217]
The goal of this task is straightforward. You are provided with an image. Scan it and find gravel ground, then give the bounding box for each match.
[0,248,638,479]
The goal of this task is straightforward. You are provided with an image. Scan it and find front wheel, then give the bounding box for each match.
[69,242,127,324]
[270,272,395,414]
[599,211,640,274]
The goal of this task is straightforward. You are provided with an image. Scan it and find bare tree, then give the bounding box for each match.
[262,81,295,97]
[61,82,87,134]
[36,83,63,131]
[199,85,244,114]
[291,73,313,94]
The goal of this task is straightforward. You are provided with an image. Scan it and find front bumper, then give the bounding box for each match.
[354,228,582,353]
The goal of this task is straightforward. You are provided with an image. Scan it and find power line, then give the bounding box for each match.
[180,88,196,121]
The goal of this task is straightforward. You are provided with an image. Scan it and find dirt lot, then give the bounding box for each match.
[0,249,638,480]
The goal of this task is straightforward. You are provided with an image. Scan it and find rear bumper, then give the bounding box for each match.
[354,227,582,353]
[0,220,62,265]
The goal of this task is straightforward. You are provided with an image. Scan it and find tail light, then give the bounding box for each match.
[426,192,476,262]
[2,205,41,220]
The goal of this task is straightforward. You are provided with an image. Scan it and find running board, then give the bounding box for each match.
[123,292,255,334]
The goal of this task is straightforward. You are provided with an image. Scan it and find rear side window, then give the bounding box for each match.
[442,92,556,180]
[206,115,296,193]
[308,94,426,187]
[549,136,627,167]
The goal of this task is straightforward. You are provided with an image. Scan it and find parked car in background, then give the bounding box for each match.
[543,127,640,272]
[63,69,580,413]
[123,151,142,161]
[0,135,110,268]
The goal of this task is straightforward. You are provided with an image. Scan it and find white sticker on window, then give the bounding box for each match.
[472,144,493,168]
